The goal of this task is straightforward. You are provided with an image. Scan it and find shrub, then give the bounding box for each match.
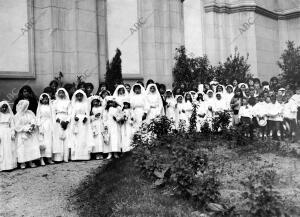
[173,46,212,89]
[132,117,221,209]
[277,41,300,87]
[189,104,198,133]
[105,48,123,93]
[54,71,64,88]
[173,46,252,87]
[200,122,212,137]
[241,170,287,217]
[220,47,252,83]
[148,115,174,138]
[212,112,231,133]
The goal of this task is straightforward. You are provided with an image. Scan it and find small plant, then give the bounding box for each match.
[189,104,198,133]
[277,41,300,86]
[200,122,212,137]
[133,118,221,209]
[105,48,123,93]
[212,112,231,133]
[241,170,287,217]
[54,71,64,87]
[148,116,174,138]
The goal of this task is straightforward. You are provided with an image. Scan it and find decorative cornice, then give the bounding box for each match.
[204,3,300,20]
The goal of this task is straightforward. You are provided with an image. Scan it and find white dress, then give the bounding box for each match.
[146,94,163,122]
[121,109,134,152]
[130,94,149,131]
[196,101,207,132]
[70,102,93,160]
[0,113,17,171]
[37,105,53,158]
[104,107,121,153]
[90,106,104,153]
[52,100,71,162]
[15,110,41,163]
[214,99,227,113]
[165,97,176,121]
[175,103,186,129]
[183,101,194,129]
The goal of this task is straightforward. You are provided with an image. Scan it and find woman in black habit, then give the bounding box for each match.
[12,85,38,114]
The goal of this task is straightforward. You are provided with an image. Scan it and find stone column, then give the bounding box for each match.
[34,0,101,90]
[139,0,184,87]
[184,0,205,57]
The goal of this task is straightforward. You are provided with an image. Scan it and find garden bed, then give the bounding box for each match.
[70,116,300,217]
[70,139,300,217]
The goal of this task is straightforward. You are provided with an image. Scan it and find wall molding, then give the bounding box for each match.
[204,3,300,20]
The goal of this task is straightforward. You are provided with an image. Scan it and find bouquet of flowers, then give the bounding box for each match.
[22,123,35,140]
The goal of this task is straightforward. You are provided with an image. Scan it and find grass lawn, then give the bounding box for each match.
[69,153,195,217]
[70,138,300,217]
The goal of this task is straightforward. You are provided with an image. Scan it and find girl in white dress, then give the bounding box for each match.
[224,85,234,110]
[214,93,227,114]
[183,92,194,129]
[165,90,176,121]
[205,90,215,108]
[14,100,41,169]
[130,84,149,132]
[52,88,71,162]
[36,93,54,165]
[113,85,129,107]
[70,90,93,161]
[0,101,17,171]
[99,90,111,101]
[90,97,104,160]
[121,101,134,152]
[195,93,207,132]
[175,95,186,130]
[145,84,163,123]
[103,97,122,159]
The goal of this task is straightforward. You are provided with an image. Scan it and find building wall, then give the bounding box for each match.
[139,0,184,87]
[185,0,300,82]
[0,0,299,102]
[0,0,107,102]
[0,0,184,102]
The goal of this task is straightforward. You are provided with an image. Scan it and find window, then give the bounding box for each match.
[0,0,35,78]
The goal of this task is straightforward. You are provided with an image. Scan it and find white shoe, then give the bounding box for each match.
[40,159,46,166]
[20,163,26,169]
[106,153,112,160]
[29,162,36,168]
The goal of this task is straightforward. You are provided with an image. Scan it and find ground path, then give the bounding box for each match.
[0,160,106,217]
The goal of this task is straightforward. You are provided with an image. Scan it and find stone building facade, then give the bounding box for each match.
[0,0,299,101]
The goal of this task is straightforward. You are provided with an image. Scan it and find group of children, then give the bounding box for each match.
[0,77,299,171]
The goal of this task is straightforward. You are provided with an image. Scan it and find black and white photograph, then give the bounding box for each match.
[0,0,300,216]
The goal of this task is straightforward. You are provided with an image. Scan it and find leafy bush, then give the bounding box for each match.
[173,46,212,89]
[277,41,300,87]
[219,47,252,83]
[189,104,198,133]
[241,170,287,217]
[148,115,174,138]
[54,71,64,88]
[212,112,231,133]
[200,122,212,137]
[105,48,123,94]
[172,46,251,87]
[132,117,221,209]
